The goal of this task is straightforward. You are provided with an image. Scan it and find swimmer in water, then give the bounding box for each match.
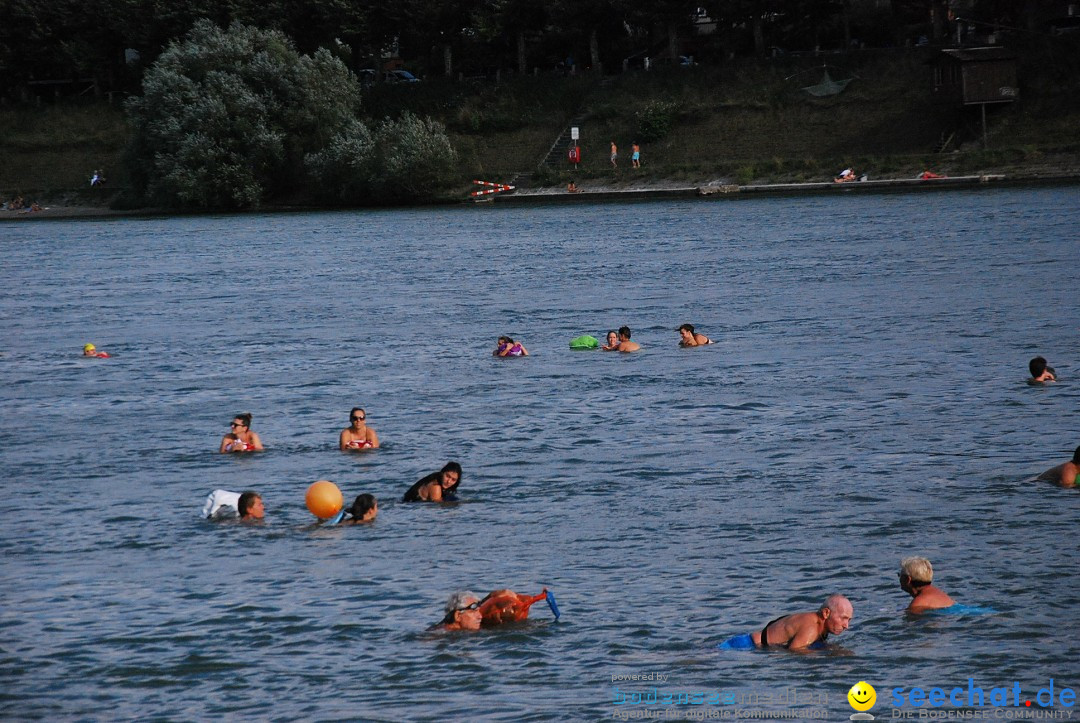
[898,557,955,613]
[601,330,619,351]
[339,407,380,450]
[1028,356,1056,383]
[237,491,264,521]
[677,323,713,347]
[615,326,640,353]
[723,594,852,651]
[220,413,264,453]
[1037,445,1079,488]
[494,335,529,357]
[432,588,550,631]
[402,461,462,502]
[83,343,110,358]
[344,494,377,523]
[432,591,484,631]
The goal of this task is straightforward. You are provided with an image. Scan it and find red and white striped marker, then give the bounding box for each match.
[470,180,515,197]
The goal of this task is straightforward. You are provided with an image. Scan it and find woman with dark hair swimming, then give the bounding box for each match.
[344,494,378,523]
[493,336,528,357]
[220,413,264,453]
[403,462,462,502]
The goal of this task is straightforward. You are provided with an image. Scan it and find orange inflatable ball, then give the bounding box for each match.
[305,480,343,519]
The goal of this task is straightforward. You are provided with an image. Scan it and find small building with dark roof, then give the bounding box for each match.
[931,47,1019,106]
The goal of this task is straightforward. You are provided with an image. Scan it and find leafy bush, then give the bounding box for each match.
[126,21,361,209]
[304,119,377,203]
[306,112,456,204]
[636,100,679,142]
[374,112,457,201]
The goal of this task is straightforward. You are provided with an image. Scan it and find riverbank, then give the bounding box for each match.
[4,45,1080,217]
[6,168,1078,221]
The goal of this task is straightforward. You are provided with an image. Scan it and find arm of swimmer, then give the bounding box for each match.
[1061,468,1077,488]
[428,484,443,502]
[368,429,380,449]
[339,429,351,451]
[220,436,232,454]
[519,346,529,356]
[249,432,264,451]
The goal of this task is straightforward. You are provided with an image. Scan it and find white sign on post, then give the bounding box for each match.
[570,127,579,141]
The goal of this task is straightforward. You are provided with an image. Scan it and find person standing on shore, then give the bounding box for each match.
[632,142,641,168]
[610,141,618,168]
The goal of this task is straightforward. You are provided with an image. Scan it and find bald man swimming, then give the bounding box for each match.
[719,594,853,651]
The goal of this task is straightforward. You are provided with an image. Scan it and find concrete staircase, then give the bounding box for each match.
[507,77,612,190]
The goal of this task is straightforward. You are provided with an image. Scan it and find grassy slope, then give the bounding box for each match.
[0,104,128,193]
[1,48,1077,200]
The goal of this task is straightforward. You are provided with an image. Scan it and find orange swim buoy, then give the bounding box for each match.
[478,589,548,626]
[305,480,344,519]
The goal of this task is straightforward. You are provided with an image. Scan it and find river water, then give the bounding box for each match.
[1,187,1078,721]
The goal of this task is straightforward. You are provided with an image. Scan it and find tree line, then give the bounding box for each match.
[0,0,1048,101]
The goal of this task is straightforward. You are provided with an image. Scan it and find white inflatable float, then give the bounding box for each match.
[202,489,241,520]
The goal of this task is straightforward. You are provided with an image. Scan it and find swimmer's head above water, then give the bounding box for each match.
[438,591,483,631]
[439,461,462,492]
[1028,356,1056,382]
[237,491,264,520]
[348,493,377,523]
[899,556,933,587]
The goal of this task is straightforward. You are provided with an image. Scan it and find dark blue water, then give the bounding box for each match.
[1,188,1078,721]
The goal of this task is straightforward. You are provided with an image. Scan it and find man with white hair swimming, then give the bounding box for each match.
[899,557,955,613]
[432,588,553,631]
[433,591,484,631]
[718,594,853,651]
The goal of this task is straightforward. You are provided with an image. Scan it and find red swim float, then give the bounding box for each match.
[478,589,548,626]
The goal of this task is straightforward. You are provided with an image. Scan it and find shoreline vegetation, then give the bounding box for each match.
[3,46,1078,220]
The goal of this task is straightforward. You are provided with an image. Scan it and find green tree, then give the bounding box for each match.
[125,20,361,208]
[375,112,457,200]
[306,112,457,204]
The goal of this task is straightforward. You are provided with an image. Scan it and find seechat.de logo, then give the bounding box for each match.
[847,681,876,720]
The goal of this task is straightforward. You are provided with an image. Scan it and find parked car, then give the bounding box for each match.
[359,68,421,86]
[385,69,420,83]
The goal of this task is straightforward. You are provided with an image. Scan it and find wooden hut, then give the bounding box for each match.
[932,47,1018,106]
[932,47,1018,147]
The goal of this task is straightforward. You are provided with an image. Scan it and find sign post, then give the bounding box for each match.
[568,126,581,166]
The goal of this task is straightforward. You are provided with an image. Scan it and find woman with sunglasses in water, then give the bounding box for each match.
[339,407,380,451]
[220,413,264,453]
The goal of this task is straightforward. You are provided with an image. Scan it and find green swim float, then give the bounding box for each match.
[569,335,599,350]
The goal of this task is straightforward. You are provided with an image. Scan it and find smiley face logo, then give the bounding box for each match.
[848,681,876,712]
